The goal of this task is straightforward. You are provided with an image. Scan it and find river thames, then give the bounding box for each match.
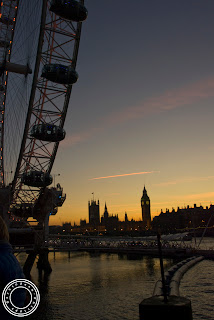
[17,238,214,320]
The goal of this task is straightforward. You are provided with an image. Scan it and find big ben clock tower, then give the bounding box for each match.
[141,186,151,229]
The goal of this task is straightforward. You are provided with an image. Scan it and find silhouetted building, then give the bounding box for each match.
[62,222,71,233]
[88,199,100,226]
[152,204,214,233]
[103,202,109,219]
[100,204,148,233]
[141,186,151,229]
[101,203,119,232]
[80,219,86,226]
[125,212,128,222]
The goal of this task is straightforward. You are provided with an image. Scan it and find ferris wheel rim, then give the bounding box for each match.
[0,0,86,210]
[11,0,48,194]
[0,0,20,187]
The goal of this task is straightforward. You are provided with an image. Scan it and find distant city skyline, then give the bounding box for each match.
[49,0,214,225]
[52,193,213,227]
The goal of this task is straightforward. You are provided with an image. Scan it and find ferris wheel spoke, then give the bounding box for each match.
[0,0,87,224]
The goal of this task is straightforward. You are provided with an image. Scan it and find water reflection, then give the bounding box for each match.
[24,269,53,320]
[145,256,156,276]
[14,238,214,319]
[180,259,214,320]
[16,252,176,320]
[38,271,50,294]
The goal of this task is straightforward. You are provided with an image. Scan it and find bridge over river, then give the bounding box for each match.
[13,233,214,260]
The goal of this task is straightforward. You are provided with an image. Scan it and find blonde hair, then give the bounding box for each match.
[0,216,9,241]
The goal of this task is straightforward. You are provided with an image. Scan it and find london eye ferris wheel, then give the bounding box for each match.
[0,0,87,225]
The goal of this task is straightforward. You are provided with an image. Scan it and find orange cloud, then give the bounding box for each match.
[62,76,214,147]
[106,76,214,125]
[154,175,214,187]
[61,127,102,148]
[89,171,159,180]
[182,191,214,201]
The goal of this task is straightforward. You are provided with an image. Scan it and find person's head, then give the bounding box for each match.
[0,216,9,241]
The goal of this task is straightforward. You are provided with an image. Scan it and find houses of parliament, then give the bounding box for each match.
[73,186,152,234]
[58,185,214,235]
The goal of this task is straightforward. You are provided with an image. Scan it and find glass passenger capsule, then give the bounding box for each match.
[31,123,66,142]
[41,64,78,85]
[50,0,88,22]
[54,191,66,207]
[11,204,33,218]
[22,171,53,188]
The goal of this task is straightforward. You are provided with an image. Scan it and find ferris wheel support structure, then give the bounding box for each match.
[0,0,87,233]
[0,0,88,276]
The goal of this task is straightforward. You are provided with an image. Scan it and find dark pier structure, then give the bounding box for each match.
[8,184,66,276]
[139,234,198,320]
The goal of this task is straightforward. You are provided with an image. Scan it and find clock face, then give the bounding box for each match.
[146,201,149,205]
[141,201,144,206]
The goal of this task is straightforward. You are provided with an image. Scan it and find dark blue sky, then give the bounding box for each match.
[52,1,214,224]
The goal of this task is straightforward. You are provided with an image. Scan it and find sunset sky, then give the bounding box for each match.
[49,0,214,225]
